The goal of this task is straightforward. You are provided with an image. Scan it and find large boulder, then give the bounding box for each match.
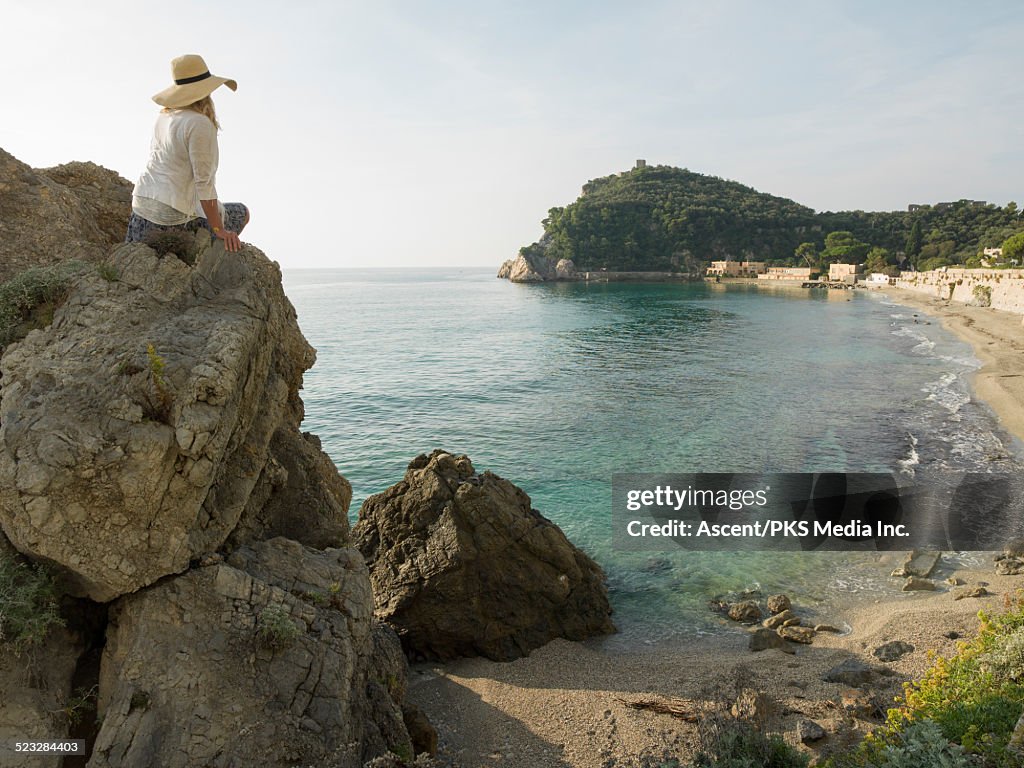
[0,148,131,283]
[496,254,548,282]
[0,235,348,601]
[353,450,615,661]
[91,538,408,768]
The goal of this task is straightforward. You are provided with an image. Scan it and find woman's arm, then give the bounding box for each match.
[200,199,241,252]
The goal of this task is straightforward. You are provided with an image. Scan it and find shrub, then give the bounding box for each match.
[255,604,301,651]
[886,595,1024,766]
[0,261,87,349]
[0,551,65,656]
[691,715,808,768]
[875,720,973,768]
[831,592,1024,768]
[96,262,119,282]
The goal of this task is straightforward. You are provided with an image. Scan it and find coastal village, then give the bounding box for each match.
[704,258,1024,316]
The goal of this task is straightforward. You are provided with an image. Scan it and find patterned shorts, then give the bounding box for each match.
[124,202,249,243]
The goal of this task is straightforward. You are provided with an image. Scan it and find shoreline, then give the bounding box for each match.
[876,287,1024,446]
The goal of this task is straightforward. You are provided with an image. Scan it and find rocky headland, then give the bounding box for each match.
[0,148,616,767]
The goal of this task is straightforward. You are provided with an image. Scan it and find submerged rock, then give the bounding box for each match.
[890,550,941,579]
[727,600,763,624]
[353,450,615,661]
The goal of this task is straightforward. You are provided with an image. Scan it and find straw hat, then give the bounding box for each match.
[152,54,237,108]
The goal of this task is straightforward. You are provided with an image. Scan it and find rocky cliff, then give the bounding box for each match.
[496,251,578,283]
[0,148,132,283]
[0,147,616,766]
[0,168,414,765]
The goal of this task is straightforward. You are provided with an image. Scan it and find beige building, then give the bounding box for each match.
[758,266,818,281]
[706,260,767,277]
[828,263,863,283]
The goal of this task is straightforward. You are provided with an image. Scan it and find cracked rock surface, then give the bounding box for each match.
[353,450,615,661]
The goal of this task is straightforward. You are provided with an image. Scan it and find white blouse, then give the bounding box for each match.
[132,109,220,225]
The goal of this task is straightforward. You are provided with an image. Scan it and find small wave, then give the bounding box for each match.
[890,326,936,354]
[897,433,920,477]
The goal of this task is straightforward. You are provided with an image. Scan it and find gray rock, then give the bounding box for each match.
[402,702,439,756]
[728,600,763,624]
[778,625,815,644]
[353,450,614,661]
[996,558,1024,576]
[798,719,826,743]
[902,576,937,592]
[814,624,842,633]
[762,609,796,629]
[0,238,347,601]
[890,550,941,578]
[873,640,914,662]
[953,586,990,600]
[1000,538,1024,559]
[554,258,578,280]
[766,594,792,614]
[496,254,548,282]
[90,539,406,768]
[748,628,795,654]
[824,659,878,687]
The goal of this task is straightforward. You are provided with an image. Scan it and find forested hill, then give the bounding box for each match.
[519,164,1023,273]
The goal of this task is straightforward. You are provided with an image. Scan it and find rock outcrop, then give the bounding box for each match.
[91,538,405,768]
[353,450,615,661]
[0,233,347,601]
[0,148,131,283]
[496,253,549,282]
[0,144,420,768]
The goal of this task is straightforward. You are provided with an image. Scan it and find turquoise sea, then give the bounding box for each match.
[282,268,1024,647]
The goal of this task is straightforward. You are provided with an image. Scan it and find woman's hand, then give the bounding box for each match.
[216,228,242,252]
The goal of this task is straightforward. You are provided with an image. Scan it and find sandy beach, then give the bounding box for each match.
[408,289,1024,768]
[877,287,1024,446]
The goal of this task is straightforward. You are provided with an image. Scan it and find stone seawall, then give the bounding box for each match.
[895,269,1024,317]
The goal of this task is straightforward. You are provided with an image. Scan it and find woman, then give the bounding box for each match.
[126,54,248,253]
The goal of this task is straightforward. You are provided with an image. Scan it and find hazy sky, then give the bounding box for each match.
[3,1,1022,268]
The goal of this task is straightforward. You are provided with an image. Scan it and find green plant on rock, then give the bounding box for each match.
[51,685,98,728]
[256,604,301,651]
[0,260,87,350]
[96,262,119,282]
[141,343,173,423]
[0,551,65,656]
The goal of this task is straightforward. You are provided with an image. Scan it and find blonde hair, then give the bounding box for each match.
[163,95,220,131]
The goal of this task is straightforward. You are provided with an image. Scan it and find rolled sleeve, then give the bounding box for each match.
[187,120,220,200]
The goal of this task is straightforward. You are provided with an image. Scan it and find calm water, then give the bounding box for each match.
[283,269,1023,647]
